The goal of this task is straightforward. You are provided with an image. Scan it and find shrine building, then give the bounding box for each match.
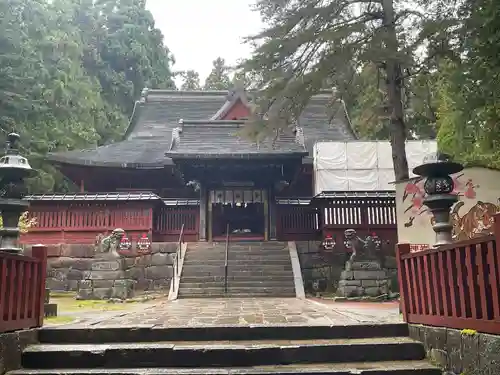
[21,87,398,246]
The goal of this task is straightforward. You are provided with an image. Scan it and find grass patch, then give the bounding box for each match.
[52,294,138,313]
[44,315,75,325]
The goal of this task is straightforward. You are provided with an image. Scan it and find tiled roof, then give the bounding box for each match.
[47,88,356,168]
[24,191,162,201]
[167,120,307,159]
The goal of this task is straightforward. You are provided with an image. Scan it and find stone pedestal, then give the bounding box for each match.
[44,287,58,317]
[336,261,391,298]
[76,254,135,300]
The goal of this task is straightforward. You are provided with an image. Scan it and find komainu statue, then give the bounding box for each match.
[95,228,126,257]
[344,229,385,270]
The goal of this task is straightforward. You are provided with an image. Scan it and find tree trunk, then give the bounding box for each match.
[382,0,409,181]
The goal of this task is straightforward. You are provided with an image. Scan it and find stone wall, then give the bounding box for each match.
[24,242,177,294]
[0,329,38,375]
[295,241,399,294]
[409,324,500,375]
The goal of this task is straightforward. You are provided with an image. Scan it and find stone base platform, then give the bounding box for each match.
[76,255,135,300]
[336,261,391,298]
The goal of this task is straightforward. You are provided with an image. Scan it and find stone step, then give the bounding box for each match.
[183,259,292,266]
[179,281,295,289]
[38,323,411,343]
[181,270,294,277]
[177,287,297,296]
[8,360,441,375]
[21,337,426,369]
[186,249,289,256]
[185,252,291,259]
[180,275,295,282]
[178,292,297,298]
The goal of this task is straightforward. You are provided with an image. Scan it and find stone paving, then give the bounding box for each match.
[55,298,402,328]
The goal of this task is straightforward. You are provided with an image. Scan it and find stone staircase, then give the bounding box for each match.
[8,322,441,374]
[178,241,296,298]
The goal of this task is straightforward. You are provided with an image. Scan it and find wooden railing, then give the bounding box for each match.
[22,203,154,245]
[397,214,500,335]
[0,245,47,333]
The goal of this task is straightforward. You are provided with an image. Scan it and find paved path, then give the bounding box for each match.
[56,298,402,328]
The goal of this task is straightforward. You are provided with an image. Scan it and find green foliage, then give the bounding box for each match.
[180,70,202,90]
[435,0,500,169]
[204,57,231,90]
[0,0,175,193]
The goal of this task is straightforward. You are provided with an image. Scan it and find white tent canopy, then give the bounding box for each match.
[313,141,437,195]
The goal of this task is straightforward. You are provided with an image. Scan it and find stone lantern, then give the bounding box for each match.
[413,152,463,247]
[0,133,36,253]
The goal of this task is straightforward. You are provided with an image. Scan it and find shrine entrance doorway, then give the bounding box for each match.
[209,188,268,242]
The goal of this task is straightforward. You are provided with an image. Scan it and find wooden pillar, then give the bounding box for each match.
[80,180,85,193]
[264,189,269,241]
[207,189,213,242]
[199,185,207,241]
[269,188,277,240]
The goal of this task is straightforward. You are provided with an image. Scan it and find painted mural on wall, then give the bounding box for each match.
[396,167,500,245]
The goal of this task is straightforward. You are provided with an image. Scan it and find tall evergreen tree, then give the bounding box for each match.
[204,57,231,90]
[241,0,451,180]
[180,70,202,90]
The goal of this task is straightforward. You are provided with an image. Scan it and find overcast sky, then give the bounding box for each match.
[146,0,264,83]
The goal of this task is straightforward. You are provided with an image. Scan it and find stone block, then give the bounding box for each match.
[123,257,137,269]
[88,270,125,280]
[111,286,133,300]
[46,245,62,257]
[47,268,67,282]
[128,266,145,281]
[78,280,92,289]
[478,333,500,374]
[145,265,172,280]
[152,278,171,290]
[428,348,448,370]
[91,260,122,271]
[0,329,38,375]
[136,254,152,267]
[67,280,78,291]
[340,270,354,280]
[114,279,135,288]
[76,288,93,300]
[61,244,95,258]
[446,329,462,374]
[338,279,362,287]
[91,288,112,299]
[364,286,382,297]
[351,261,381,271]
[461,332,480,374]
[353,270,388,280]
[46,279,67,291]
[336,285,360,297]
[361,279,379,287]
[92,280,114,289]
[151,252,174,266]
[67,269,84,281]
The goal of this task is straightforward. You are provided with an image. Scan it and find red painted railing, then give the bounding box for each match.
[0,245,47,333]
[397,214,500,335]
[21,203,154,245]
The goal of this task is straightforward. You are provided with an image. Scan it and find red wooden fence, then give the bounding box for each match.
[154,206,199,242]
[397,213,500,335]
[276,205,318,241]
[0,245,47,333]
[21,203,154,245]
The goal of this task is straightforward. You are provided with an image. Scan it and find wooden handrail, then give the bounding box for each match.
[224,223,230,294]
[172,223,185,293]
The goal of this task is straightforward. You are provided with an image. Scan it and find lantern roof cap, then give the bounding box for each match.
[413,152,463,177]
